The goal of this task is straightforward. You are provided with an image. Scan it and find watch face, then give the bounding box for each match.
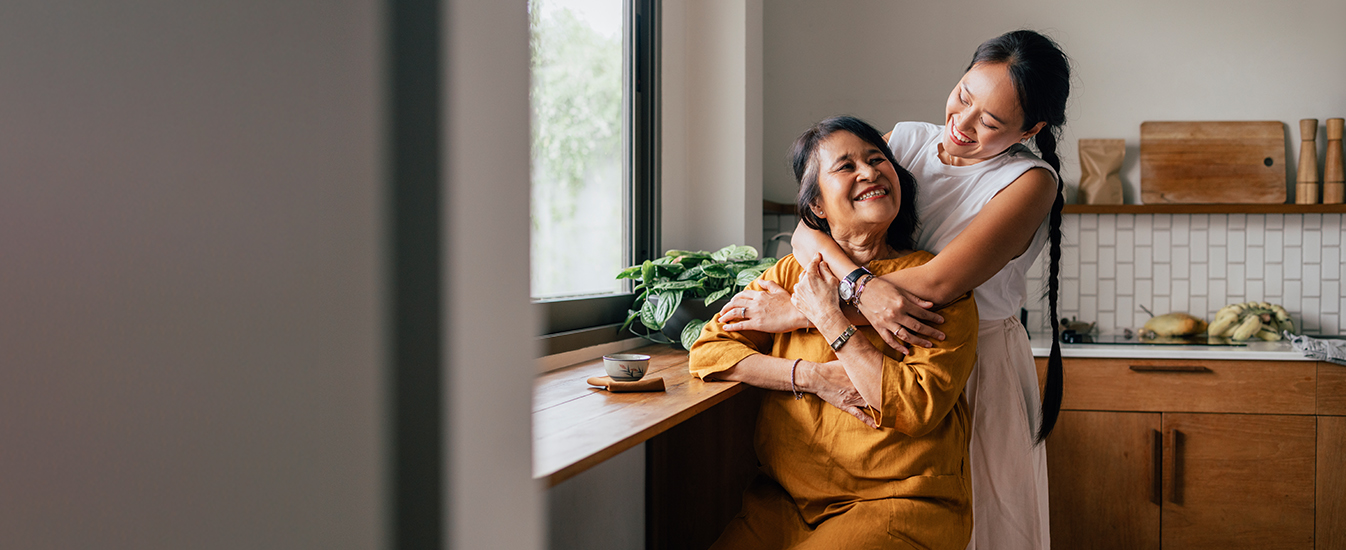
[839,282,854,301]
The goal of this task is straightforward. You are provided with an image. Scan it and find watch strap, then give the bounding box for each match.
[830,325,858,351]
[838,267,872,304]
[851,274,875,306]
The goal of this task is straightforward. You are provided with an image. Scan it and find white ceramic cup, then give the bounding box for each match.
[603,353,650,381]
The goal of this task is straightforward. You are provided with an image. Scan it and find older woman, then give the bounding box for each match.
[690,116,979,550]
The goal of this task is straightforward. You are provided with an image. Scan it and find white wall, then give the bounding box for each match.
[663,0,764,252]
[0,1,385,547]
[763,0,1346,204]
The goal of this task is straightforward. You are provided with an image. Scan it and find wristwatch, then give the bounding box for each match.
[838,267,872,305]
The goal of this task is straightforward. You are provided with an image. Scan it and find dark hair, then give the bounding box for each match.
[969,30,1070,444]
[792,116,919,253]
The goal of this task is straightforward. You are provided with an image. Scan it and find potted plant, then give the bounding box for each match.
[616,245,777,350]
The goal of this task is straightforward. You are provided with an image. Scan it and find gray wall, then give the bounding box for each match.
[0,1,545,549]
[0,1,385,547]
[763,0,1346,203]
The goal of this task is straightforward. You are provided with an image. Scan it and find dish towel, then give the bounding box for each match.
[1287,333,1346,366]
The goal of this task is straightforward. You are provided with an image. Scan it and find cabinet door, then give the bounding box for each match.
[1048,410,1161,550]
[1161,413,1315,550]
[1320,416,1346,550]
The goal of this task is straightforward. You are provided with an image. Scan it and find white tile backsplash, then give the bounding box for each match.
[1023,213,1345,337]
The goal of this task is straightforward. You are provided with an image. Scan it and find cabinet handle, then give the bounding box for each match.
[1169,429,1185,505]
[1128,365,1211,373]
[1151,429,1163,506]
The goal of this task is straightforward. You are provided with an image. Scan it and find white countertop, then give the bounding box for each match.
[1028,336,1316,361]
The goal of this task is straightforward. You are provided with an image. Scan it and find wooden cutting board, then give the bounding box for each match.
[1140,121,1287,204]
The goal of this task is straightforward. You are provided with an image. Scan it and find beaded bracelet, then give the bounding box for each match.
[789,358,804,400]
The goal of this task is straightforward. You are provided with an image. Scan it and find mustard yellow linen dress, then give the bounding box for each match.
[689,251,979,550]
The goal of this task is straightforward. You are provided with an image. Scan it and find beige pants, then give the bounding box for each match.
[965,317,1050,550]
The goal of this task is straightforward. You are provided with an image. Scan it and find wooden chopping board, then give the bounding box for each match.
[1140,121,1287,204]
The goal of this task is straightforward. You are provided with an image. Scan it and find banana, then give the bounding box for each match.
[1278,318,1295,334]
[1231,314,1263,340]
[1256,328,1281,341]
[1207,312,1240,336]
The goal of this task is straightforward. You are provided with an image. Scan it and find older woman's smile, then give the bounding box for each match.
[855,186,888,201]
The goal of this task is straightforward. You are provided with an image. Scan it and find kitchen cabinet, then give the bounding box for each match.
[1040,357,1337,549]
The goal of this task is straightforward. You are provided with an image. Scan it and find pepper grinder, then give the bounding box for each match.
[1325,118,1344,204]
[1297,119,1320,204]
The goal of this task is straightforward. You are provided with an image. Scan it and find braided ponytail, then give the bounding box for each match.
[970,30,1070,444]
[1035,128,1066,445]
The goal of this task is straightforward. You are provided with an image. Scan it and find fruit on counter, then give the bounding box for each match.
[1142,312,1208,337]
[1207,301,1295,341]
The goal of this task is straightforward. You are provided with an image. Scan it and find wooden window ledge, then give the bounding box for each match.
[533,344,745,487]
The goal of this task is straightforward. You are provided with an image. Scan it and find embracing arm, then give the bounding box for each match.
[689,259,878,427]
[793,166,1057,346]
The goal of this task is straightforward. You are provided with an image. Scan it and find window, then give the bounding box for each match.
[529,0,658,348]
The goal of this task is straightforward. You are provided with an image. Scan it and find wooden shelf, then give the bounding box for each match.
[1063,204,1346,214]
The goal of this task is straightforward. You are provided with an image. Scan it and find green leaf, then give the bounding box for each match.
[652,255,677,265]
[756,257,778,267]
[711,245,758,262]
[677,253,713,266]
[704,286,733,305]
[615,265,643,279]
[676,264,705,280]
[640,290,682,330]
[701,263,732,278]
[736,266,768,287]
[655,263,685,277]
[681,319,710,351]
[639,299,661,330]
[641,260,656,286]
[653,280,702,291]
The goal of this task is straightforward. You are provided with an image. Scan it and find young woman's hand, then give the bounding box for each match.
[717,280,810,333]
[854,277,946,353]
[789,254,845,329]
[803,359,877,429]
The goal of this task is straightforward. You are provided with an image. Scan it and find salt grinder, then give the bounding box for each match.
[1297,119,1320,204]
[1325,118,1344,204]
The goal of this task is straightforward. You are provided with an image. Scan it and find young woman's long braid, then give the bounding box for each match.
[970,29,1070,443]
[1034,128,1065,445]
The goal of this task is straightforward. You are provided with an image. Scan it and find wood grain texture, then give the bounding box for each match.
[1059,358,1316,415]
[1047,411,1161,550]
[533,345,746,486]
[1161,413,1315,550]
[1319,362,1346,416]
[647,388,762,550]
[1319,416,1346,550]
[1140,121,1287,204]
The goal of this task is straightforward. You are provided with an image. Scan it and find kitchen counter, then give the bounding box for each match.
[1029,336,1317,361]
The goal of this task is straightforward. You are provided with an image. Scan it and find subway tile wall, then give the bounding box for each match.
[1025,213,1345,337]
[764,212,1345,337]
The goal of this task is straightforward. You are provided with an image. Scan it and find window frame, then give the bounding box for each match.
[533,0,660,354]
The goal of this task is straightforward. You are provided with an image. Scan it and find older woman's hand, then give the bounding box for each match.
[717,280,810,333]
[803,359,877,428]
[790,254,846,328]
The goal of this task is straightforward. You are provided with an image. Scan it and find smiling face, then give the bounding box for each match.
[809,130,901,237]
[942,62,1047,165]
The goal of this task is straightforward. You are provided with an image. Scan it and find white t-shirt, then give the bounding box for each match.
[887,121,1055,321]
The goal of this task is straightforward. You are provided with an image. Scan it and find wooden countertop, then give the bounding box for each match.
[533,344,745,487]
